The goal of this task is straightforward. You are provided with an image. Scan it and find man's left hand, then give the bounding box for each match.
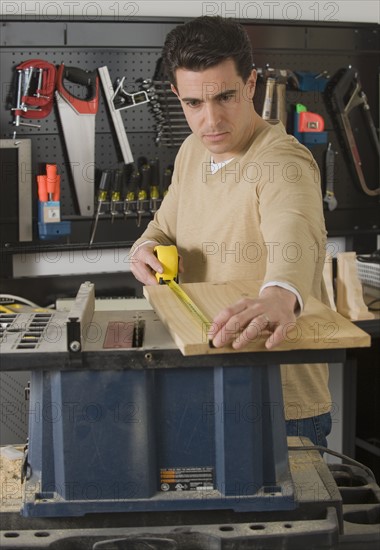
[209,286,298,350]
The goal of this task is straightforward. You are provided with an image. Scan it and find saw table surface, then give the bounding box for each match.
[144,279,370,355]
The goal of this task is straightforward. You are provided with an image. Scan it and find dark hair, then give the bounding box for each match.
[162,16,253,87]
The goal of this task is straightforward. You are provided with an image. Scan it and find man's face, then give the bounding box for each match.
[172,58,257,162]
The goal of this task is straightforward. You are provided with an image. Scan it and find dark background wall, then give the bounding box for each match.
[0,16,379,303]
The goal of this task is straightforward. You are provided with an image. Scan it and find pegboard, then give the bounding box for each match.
[0,45,176,223]
[0,16,379,265]
[1,48,161,134]
[252,49,379,214]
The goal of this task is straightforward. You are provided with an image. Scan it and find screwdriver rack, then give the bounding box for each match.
[94,197,163,225]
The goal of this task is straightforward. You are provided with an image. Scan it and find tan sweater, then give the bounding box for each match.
[134,122,331,419]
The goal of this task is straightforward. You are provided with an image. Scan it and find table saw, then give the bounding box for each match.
[0,280,379,549]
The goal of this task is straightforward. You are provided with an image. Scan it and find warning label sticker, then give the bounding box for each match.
[160,467,214,492]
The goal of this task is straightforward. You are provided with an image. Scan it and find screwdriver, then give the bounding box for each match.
[124,168,140,219]
[149,157,160,214]
[110,169,123,224]
[161,166,172,198]
[137,164,150,227]
[89,169,112,246]
[137,155,148,172]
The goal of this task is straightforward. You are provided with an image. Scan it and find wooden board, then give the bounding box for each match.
[144,279,371,356]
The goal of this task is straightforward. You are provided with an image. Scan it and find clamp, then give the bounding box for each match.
[11,59,56,138]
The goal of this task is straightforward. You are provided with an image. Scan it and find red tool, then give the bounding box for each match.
[56,64,99,115]
[55,64,99,216]
[12,59,56,137]
[293,104,328,147]
[298,111,325,132]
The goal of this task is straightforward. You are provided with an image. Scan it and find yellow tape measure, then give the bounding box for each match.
[154,245,212,329]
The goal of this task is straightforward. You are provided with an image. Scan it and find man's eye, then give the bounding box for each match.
[219,94,234,102]
[185,100,201,108]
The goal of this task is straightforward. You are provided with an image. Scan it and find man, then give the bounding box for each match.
[131,16,332,446]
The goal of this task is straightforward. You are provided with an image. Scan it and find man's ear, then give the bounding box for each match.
[246,68,257,98]
[171,83,179,97]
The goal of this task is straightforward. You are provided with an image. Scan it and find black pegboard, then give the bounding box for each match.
[252,47,379,213]
[0,16,379,261]
[0,43,176,228]
[1,47,166,138]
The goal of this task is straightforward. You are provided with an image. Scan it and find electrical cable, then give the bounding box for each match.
[0,294,51,309]
[356,250,380,263]
[288,445,377,482]
[92,537,177,549]
[366,298,380,312]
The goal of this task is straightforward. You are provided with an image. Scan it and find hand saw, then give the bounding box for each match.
[56,64,99,216]
[329,66,380,197]
[154,245,212,330]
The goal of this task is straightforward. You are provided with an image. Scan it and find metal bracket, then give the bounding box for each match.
[112,77,150,111]
[98,66,149,165]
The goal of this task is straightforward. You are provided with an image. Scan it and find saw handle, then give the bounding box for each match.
[329,66,359,114]
[56,64,99,115]
[59,66,98,100]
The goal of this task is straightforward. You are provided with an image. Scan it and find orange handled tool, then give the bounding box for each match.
[37,165,60,202]
[37,175,48,202]
[46,164,57,201]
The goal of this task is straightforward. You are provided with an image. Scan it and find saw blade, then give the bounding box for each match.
[55,90,96,216]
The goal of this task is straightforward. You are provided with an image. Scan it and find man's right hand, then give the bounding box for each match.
[130,242,163,285]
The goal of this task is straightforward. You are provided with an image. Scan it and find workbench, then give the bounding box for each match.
[0,281,379,549]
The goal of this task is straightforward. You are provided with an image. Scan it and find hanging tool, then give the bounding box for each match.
[110,169,123,223]
[11,59,56,138]
[293,104,328,148]
[154,245,211,330]
[89,169,112,246]
[46,163,58,201]
[136,164,150,227]
[274,69,288,127]
[261,71,276,121]
[37,164,71,240]
[149,158,160,214]
[161,167,172,198]
[259,67,298,126]
[98,66,149,164]
[56,64,99,216]
[327,66,380,197]
[139,59,191,147]
[112,76,150,110]
[124,168,140,219]
[323,143,338,211]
